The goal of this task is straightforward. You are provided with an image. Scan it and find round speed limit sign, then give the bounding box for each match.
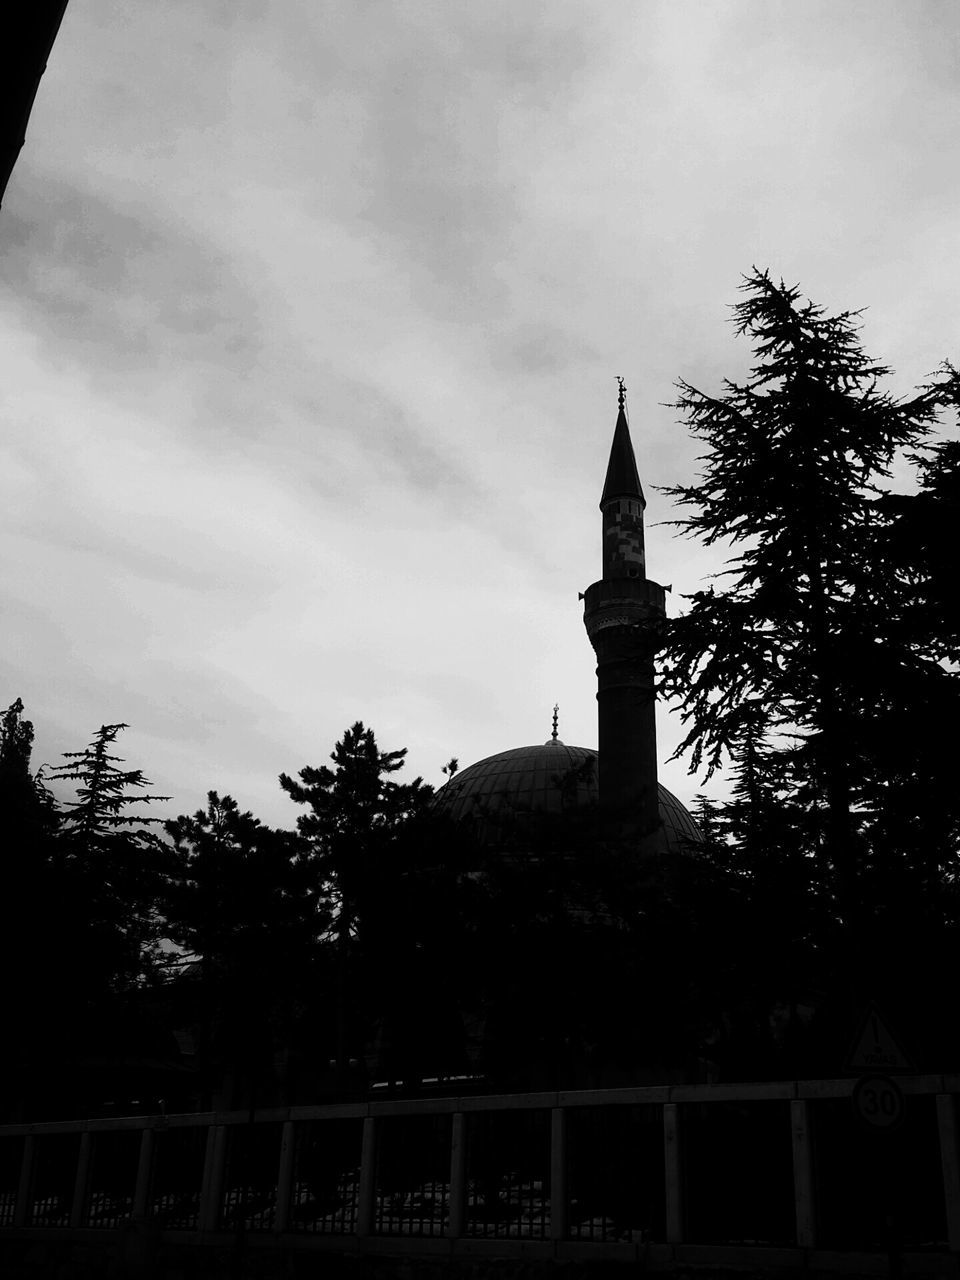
[852,1075,905,1130]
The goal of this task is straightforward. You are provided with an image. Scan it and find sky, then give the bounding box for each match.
[2,0,959,830]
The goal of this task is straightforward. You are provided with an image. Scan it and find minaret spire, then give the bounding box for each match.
[601,380,645,510]
[582,382,666,848]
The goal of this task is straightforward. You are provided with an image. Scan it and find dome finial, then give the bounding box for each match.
[551,703,559,741]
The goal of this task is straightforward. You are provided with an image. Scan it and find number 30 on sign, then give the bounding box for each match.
[852,1074,905,1130]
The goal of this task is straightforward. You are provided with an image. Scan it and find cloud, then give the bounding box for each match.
[2,174,261,373]
[4,0,960,829]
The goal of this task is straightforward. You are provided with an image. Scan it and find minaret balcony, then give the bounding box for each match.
[582,575,665,614]
[582,576,666,646]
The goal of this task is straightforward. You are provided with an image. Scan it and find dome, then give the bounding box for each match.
[435,741,702,855]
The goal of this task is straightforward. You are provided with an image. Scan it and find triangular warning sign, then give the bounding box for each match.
[845,1002,915,1074]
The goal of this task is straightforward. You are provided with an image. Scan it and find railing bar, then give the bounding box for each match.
[199,1125,226,1233]
[663,1102,683,1244]
[274,1119,295,1233]
[790,1098,816,1248]
[132,1127,155,1220]
[2,1075,959,1141]
[356,1115,376,1237]
[937,1093,960,1253]
[69,1132,93,1229]
[13,1135,34,1228]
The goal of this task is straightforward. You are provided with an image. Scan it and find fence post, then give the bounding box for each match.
[663,1102,683,1244]
[199,1124,227,1233]
[13,1134,35,1228]
[447,1112,467,1239]
[131,1126,155,1220]
[790,1098,816,1248]
[69,1131,93,1228]
[274,1119,295,1234]
[356,1116,377,1238]
[937,1093,960,1253]
[550,1107,567,1241]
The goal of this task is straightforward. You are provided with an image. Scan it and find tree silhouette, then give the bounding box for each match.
[47,723,172,991]
[1,699,64,1117]
[3,713,182,1117]
[659,270,960,1071]
[661,269,959,925]
[280,722,435,1075]
[1,697,57,846]
[163,792,319,1106]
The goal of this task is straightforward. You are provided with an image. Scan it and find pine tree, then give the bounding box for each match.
[882,432,960,666]
[279,722,434,1075]
[279,723,433,944]
[660,269,959,927]
[51,722,169,848]
[1,699,64,1116]
[4,715,180,1116]
[162,792,318,1105]
[658,270,960,1071]
[1,697,57,844]
[47,723,172,991]
[868,433,960,901]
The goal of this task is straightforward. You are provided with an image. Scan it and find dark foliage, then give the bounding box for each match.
[658,270,960,1074]
[2,711,181,1119]
[47,723,173,990]
[279,721,438,1079]
[161,792,321,1107]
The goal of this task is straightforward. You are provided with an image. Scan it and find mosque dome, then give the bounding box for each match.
[435,739,702,856]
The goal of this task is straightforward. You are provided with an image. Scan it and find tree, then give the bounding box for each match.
[867,434,960,897]
[3,714,181,1118]
[47,723,172,991]
[881,434,960,666]
[1,696,57,845]
[162,792,319,1106]
[1,699,64,1117]
[660,269,959,926]
[51,722,169,849]
[658,271,960,1073]
[279,722,435,1074]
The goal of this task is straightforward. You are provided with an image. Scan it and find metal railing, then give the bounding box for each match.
[2,1076,959,1266]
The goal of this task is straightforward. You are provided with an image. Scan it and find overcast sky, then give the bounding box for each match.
[3,0,958,829]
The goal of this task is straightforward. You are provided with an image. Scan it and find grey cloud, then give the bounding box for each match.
[298,373,488,510]
[1,170,263,374]
[343,11,601,318]
[489,322,600,377]
[38,527,262,594]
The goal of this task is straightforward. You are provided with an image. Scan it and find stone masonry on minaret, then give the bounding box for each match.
[582,381,667,844]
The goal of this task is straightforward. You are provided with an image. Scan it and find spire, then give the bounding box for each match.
[545,703,564,745]
[600,377,644,508]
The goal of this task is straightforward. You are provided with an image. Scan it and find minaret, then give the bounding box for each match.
[582,380,666,844]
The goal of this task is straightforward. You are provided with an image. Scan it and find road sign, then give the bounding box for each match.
[852,1074,905,1130]
[845,1002,915,1074]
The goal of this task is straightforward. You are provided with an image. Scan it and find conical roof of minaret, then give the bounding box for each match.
[600,390,645,507]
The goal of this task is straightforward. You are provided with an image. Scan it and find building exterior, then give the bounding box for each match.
[436,383,698,855]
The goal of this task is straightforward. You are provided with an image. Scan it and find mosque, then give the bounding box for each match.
[433,382,701,855]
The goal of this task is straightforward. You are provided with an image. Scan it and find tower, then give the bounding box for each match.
[582,380,666,843]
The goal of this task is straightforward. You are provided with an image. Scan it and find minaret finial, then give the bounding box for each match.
[617,375,626,409]
[551,703,559,742]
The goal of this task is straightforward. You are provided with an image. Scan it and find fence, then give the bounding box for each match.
[2,1076,959,1270]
